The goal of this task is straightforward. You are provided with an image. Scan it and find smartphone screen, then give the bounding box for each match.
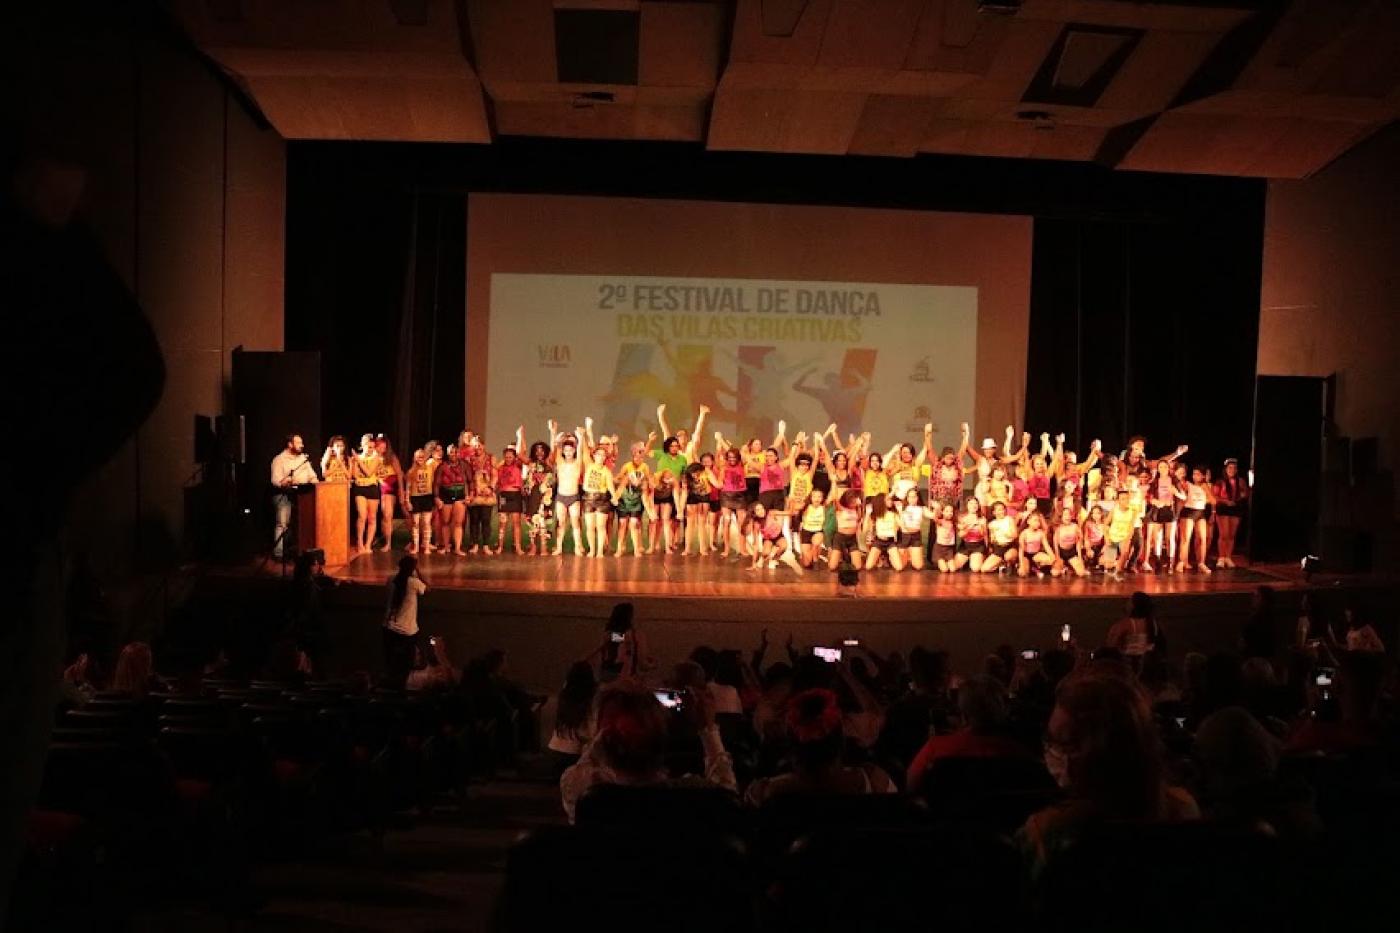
[1315,669,1334,687]
[842,639,860,647]
[653,690,683,710]
[1020,649,1039,661]
[812,646,842,663]
[609,632,625,643]
[1060,624,1072,643]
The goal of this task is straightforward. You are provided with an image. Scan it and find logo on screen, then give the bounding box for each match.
[537,345,572,368]
[538,395,560,409]
[909,357,936,383]
[905,405,933,432]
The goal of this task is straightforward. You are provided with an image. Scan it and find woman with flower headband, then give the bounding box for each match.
[743,687,895,805]
[1213,457,1247,569]
[349,433,381,556]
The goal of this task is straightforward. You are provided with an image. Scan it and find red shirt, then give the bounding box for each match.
[497,460,523,492]
[906,729,1031,795]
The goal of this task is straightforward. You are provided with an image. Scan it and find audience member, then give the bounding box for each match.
[1019,672,1199,872]
[589,602,652,682]
[744,688,895,805]
[1342,604,1385,654]
[541,661,597,774]
[1105,591,1165,660]
[1285,651,1386,755]
[109,641,157,698]
[382,555,426,688]
[559,681,735,822]
[906,675,1031,795]
[1193,706,1322,840]
[689,647,744,714]
[405,635,459,692]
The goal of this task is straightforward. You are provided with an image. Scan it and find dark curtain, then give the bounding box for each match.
[285,150,464,453]
[1025,201,1264,469]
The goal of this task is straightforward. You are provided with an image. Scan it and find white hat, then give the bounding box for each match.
[981,437,996,449]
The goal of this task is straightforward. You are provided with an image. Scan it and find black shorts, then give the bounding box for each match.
[439,485,465,504]
[1057,545,1078,561]
[721,491,747,511]
[745,477,761,503]
[934,542,956,561]
[873,536,897,550]
[499,490,524,513]
[527,489,545,515]
[1148,505,1176,524]
[993,542,1018,559]
[958,539,987,556]
[583,493,612,513]
[354,483,381,500]
[832,531,859,553]
[409,494,434,513]
[897,531,921,549]
[1180,507,1205,521]
[799,529,821,545]
[758,489,786,512]
[708,498,721,513]
[555,492,579,510]
[1024,547,1049,562]
[1216,504,1242,518]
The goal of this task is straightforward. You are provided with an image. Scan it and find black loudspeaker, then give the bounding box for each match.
[215,414,246,464]
[194,414,217,464]
[1251,375,1324,563]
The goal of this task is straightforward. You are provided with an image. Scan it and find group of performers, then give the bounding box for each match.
[306,405,1250,579]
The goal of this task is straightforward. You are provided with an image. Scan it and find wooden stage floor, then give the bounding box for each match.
[325,548,1294,602]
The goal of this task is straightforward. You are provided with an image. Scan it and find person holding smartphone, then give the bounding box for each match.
[382,555,427,688]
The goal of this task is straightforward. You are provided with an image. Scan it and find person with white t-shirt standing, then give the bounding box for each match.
[383,555,427,688]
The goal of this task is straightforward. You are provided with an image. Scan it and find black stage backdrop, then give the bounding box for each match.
[286,139,1262,466]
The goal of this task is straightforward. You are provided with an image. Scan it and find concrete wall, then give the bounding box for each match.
[9,10,285,584]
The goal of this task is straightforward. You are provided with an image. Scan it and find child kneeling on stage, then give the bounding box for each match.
[748,503,802,573]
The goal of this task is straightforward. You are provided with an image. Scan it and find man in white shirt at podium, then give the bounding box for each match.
[271,433,319,560]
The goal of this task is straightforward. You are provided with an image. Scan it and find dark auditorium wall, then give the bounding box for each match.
[1259,122,1400,540]
[7,6,286,589]
[288,138,1264,473]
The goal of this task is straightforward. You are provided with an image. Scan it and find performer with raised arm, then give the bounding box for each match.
[580,425,619,558]
[551,420,585,556]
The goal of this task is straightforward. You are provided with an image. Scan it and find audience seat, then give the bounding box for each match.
[576,783,748,838]
[1037,821,1301,931]
[503,824,755,933]
[918,755,1060,832]
[773,825,1025,932]
[754,793,930,872]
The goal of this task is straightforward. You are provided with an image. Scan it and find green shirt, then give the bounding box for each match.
[655,451,688,483]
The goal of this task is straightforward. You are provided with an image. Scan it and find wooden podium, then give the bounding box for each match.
[296,482,350,567]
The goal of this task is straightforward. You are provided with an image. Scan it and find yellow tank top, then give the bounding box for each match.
[801,504,827,532]
[1109,506,1135,542]
[584,463,612,494]
[324,456,350,483]
[864,471,889,498]
[352,454,379,485]
[743,450,765,479]
[789,470,813,504]
[407,466,433,496]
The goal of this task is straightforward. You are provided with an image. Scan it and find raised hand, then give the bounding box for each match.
[924,422,934,435]
[585,416,593,428]
[699,404,711,415]
[1092,439,1102,451]
[1040,432,1050,445]
[1056,433,1066,445]
[656,403,666,418]
[1005,425,1015,439]
[960,422,970,437]
[777,420,787,437]
[1021,431,1031,447]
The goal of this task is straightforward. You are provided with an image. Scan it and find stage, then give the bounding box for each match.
[194,550,1392,689]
